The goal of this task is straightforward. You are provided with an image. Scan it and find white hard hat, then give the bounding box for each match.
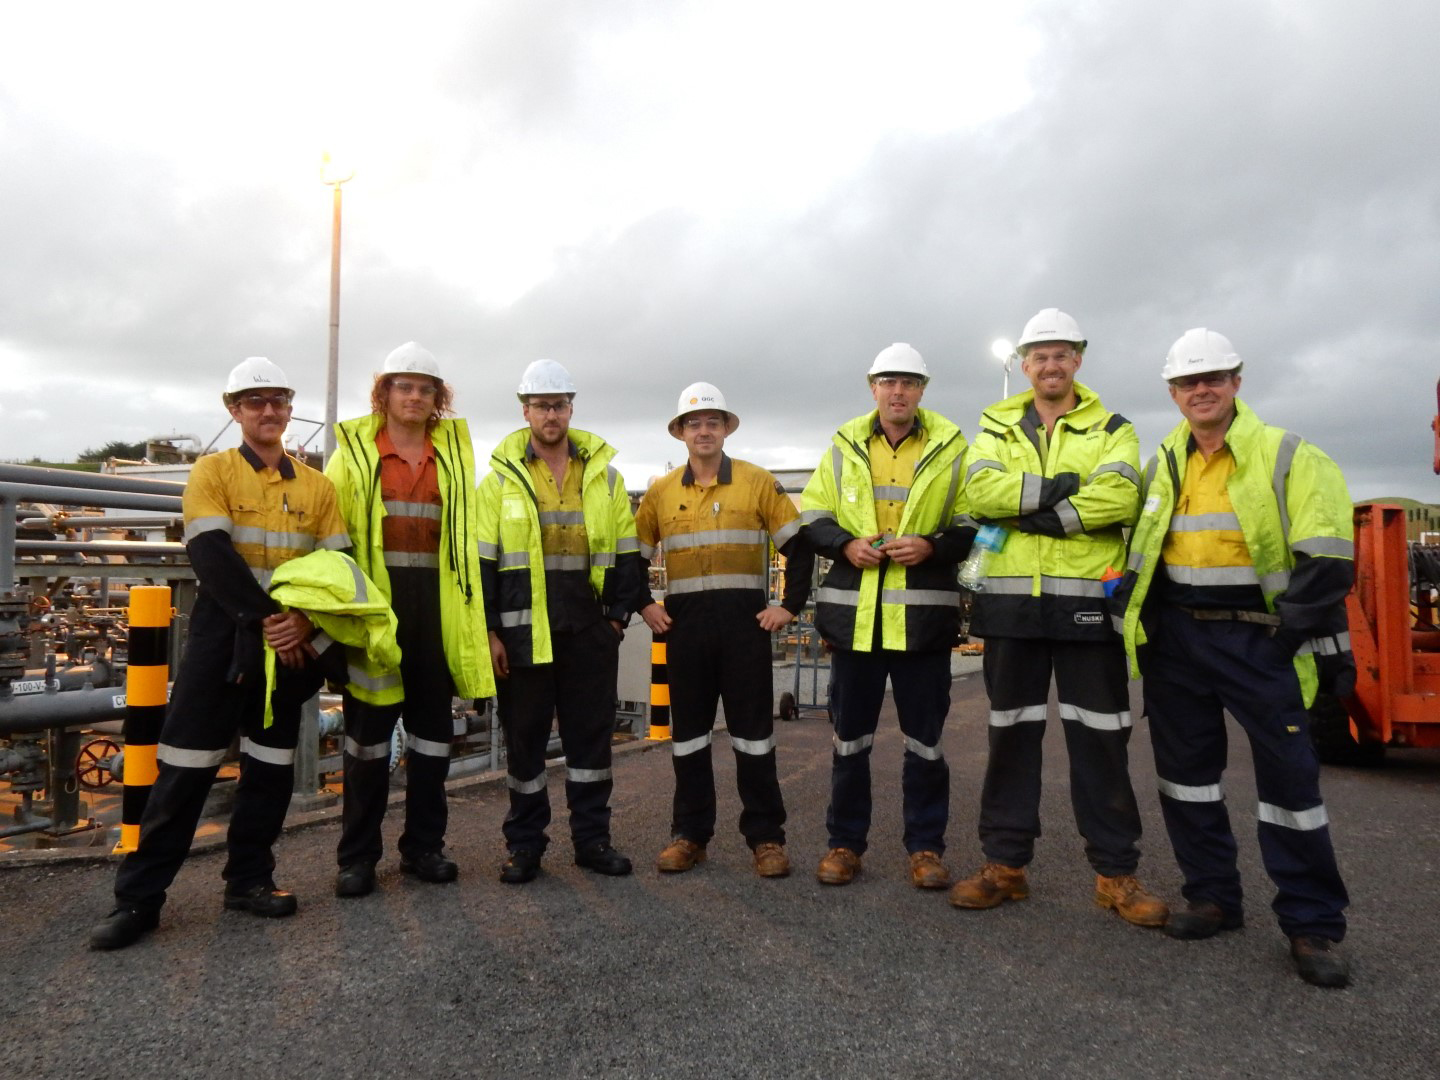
[668,381,740,439]
[224,357,292,398]
[1017,308,1087,353]
[516,359,577,401]
[867,343,929,382]
[383,341,442,379]
[1161,328,1243,382]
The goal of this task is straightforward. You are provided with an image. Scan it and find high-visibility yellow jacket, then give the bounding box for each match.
[476,428,642,667]
[1116,399,1355,706]
[964,381,1140,640]
[326,414,494,699]
[801,408,971,652]
[265,549,402,725]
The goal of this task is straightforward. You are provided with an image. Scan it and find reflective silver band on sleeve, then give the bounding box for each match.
[344,736,391,761]
[799,509,834,525]
[183,516,233,541]
[1020,473,1043,514]
[477,540,500,560]
[508,772,547,795]
[405,733,452,758]
[615,536,641,555]
[239,738,295,766]
[591,552,616,569]
[1258,800,1329,831]
[310,631,335,654]
[383,551,440,568]
[1054,499,1082,536]
[1260,569,1291,594]
[832,732,875,756]
[157,744,228,769]
[382,500,442,520]
[965,458,1003,483]
[342,557,368,602]
[566,766,613,783]
[666,573,768,594]
[539,510,587,526]
[663,529,768,551]
[640,542,657,559]
[1298,632,1351,656]
[953,513,979,529]
[499,551,530,569]
[1127,550,1146,572]
[1058,703,1132,730]
[1157,777,1223,803]
[731,735,776,756]
[771,519,801,548]
[318,533,351,551]
[671,732,713,757]
[1090,461,1141,486]
[902,735,943,761]
[989,705,1047,727]
[499,609,533,627]
[1293,536,1354,558]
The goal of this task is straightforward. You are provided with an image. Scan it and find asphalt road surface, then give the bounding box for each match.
[3,667,1438,1079]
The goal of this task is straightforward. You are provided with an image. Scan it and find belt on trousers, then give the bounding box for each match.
[1176,605,1282,627]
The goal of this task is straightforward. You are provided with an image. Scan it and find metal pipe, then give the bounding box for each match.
[0,464,185,496]
[15,540,186,557]
[1,497,13,593]
[0,817,54,839]
[48,514,183,530]
[0,482,182,514]
[0,684,128,734]
[325,180,344,457]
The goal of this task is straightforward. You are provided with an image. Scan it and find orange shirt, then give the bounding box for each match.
[377,426,441,562]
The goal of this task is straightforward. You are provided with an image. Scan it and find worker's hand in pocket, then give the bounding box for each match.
[488,631,509,679]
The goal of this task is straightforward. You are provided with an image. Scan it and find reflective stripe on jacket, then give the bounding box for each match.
[965,381,1140,640]
[266,549,402,723]
[801,408,969,652]
[327,414,494,699]
[1117,399,1354,706]
[476,428,640,666]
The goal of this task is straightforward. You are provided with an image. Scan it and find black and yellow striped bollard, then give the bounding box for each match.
[649,622,670,741]
[114,585,170,854]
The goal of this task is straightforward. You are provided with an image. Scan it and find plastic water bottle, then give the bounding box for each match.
[958,525,1007,591]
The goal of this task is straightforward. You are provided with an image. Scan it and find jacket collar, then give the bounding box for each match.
[239,441,295,479]
[682,453,732,486]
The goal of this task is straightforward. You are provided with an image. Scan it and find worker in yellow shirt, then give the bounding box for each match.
[90,358,351,950]
[636,382,812,878]
[477,360,650,884]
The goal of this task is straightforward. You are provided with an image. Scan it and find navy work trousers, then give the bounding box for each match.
[826,647,950,856]
[665,591,786,849]
[977,636,1144,875]
[1143,605,1349,940]
[498,617,619,853]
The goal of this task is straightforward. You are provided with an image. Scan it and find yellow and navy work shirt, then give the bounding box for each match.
[870,419,927,539]
[1158,442,1265,610]
[526,441,597,632]
[376,427,442,566]
[636,455,805,609]
[183,444,349,591]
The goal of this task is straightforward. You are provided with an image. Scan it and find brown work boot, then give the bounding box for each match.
[753,842,791,878]
[948,862,1029,909]
[816,847,862,885]
[1094,873,1169,927]
[656,838,707,873]
[909,850,951,889]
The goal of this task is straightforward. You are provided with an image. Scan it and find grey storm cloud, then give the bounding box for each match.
[1,0,1437,499]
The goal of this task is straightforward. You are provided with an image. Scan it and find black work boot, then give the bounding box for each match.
[1290,936,1350,988]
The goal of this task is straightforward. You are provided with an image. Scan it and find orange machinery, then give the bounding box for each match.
[1324,377,1440,759]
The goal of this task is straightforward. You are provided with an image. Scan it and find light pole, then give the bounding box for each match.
[321,153,354,458]
[991,338,1016,399]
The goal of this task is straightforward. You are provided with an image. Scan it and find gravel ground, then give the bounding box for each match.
[3,667,1438,1079]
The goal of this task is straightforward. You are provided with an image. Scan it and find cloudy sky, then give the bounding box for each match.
[2,0,1437,499]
